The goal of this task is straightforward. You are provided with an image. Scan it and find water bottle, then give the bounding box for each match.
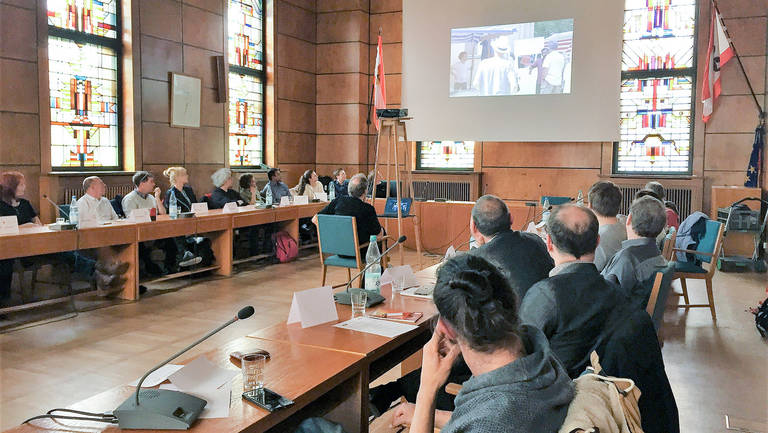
[542,198,551,223]
[266,184,273,205]
[364,235,382,293]
[328,182,336,201]
[576,190,584,207]
[69,195,79,225]
[169,190,178,219]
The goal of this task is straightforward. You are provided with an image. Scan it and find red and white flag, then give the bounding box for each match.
[373,34,387,130]
[702,4,734,123]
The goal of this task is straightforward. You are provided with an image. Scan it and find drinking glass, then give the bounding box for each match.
[392,275,407,294]
[350,289,367,318]
[242,353,267,392]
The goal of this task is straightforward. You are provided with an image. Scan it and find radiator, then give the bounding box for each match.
[413,180,471,202]
[617,185,693,219]
[63,184,134,203]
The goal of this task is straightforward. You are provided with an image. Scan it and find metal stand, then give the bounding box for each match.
[371,118,423,268]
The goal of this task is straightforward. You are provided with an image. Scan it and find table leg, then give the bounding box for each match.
[325,366,369,433]
[98,243,138,301]
[279,218,299,243]
[207,229,232,276]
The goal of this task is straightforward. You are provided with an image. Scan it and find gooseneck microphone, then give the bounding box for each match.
[334,236,407,307]
[42,194,70,219]
[113,306,255,430]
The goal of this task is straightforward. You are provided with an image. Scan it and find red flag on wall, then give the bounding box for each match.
[702,3,734,123]
[373,34,387,130]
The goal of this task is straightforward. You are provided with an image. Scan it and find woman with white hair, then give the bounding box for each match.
[209,168,244,209]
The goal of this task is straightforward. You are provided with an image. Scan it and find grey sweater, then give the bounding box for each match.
[441,326,574,433]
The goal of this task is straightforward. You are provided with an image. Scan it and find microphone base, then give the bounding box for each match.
[114,389,206,430]
[334,289,386,307]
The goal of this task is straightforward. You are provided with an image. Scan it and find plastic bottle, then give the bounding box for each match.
[169,190,178,219]
[542,198,551,223]
[266,184,273,205]
[576,190,584,206]
[328,182,336,201]
[364,235,382,293]
[69,195,79,225]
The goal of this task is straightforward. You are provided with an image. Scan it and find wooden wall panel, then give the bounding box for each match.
[0,113,40,165]
[139,0,182,42]
[481,142,602,168]
[140,36,183,81]
[704,134,757,171]
[483,168,600,201]
[0,4,36,61]
[0,59,38,113]
[277,0,317,42]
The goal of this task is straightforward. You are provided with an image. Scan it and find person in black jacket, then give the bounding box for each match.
[208,168,244,209]
[467,195,554,300]
[312,173,382,246]
[162,167,197,212]
[519,204,626,378]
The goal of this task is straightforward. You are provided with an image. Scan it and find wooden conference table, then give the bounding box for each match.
[4,264,441,433]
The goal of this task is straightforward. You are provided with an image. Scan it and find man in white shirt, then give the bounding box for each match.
[540,40,565,94]
[77,176,118,223]
[451,51,471,92]
[472,37,519,96]
[122,171,166,216]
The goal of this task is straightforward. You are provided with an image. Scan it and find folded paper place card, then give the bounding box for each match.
[222,202,239,213]
[444,245,457,260]
[240,204,256,211]
[315,192,328,202]
[191,202,208,214]
[279,196,291,207]
[129,208,151,223]
[287,286,338,328]
[380,265,420,288]
[294,195,309,205]
[0,216,19,236]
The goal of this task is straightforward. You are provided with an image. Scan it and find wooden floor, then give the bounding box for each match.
[1,249,766,432]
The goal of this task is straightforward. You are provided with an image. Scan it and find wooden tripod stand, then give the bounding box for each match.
[371,118,423,268]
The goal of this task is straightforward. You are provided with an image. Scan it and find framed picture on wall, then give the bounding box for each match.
[170,73,202,128]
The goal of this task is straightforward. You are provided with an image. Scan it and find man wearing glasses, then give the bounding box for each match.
[122,171,166,216]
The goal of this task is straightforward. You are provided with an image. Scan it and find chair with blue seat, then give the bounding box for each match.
[540,196,572,206]
[316,214,389,286]
[670,219,725,321]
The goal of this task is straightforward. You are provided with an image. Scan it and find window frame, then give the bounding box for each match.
[48,3,123,172]
[415,141,475,171]
[612,0,700,177]
[227,0,267,169]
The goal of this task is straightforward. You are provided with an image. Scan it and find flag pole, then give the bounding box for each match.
[712,0,764,120]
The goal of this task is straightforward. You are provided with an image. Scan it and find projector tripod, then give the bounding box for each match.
[371,117,423,268]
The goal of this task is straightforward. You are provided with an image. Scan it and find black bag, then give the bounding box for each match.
[756,298,768,338]
[187,236,215,267]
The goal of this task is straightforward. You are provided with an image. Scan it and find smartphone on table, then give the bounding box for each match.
[242,388,294,412]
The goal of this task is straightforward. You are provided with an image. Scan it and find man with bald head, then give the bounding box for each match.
[519,204,624,378]
[468,195,553,300]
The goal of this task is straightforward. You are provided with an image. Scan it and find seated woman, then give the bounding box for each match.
[0,172,126,301]
[328,168,349,198]
[160,167,204,271]
[209,168,243,209]
[292,170,324,200]
[238,173,264,205]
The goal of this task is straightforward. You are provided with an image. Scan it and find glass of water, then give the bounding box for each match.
[350,289,367,318]
[392,275,407,294]
[242,353,267,392]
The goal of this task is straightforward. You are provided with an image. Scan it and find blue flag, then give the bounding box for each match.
[744,126,763,187]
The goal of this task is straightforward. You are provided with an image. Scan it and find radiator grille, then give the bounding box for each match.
[413,181,471,201]
[63,184,134,203]
[617,185,692,219]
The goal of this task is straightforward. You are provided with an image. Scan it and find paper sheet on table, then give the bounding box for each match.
[380,265,419,288]
[334,317,418,338]
[160,383,232,419]
[168,356,238,391]
[129,364,183,387]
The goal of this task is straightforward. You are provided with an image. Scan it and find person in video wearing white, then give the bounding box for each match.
[540,39,566,94]
[472,37,519,96]
[451,51,471,91]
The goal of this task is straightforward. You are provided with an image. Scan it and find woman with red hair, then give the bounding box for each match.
[0,171,40,226]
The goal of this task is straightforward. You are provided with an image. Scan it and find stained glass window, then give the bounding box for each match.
[417,141,475,170]
[47,0,121,170]
[228,0,265,167]
[615,0,696,174]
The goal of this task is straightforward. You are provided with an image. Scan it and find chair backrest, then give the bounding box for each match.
[645,264,676,330]
[541,195,571,206]
[59,204,70,220]
[316,214,360,258]
[695,220,724,264]
[661,228,677,261]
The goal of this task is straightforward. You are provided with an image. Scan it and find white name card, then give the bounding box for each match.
[78,215,99,229]
[191,202,208,214]
[294,195,309,205]
[222,202,238,213]
[279,196,291,207]
[0,216,19,235]
[129,208,151,223]
[287,286,338,328]
[316,192,328,202]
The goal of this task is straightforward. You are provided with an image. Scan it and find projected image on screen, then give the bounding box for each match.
[450,19,574,97]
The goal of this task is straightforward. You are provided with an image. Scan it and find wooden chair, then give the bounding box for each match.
[661,228,677,261]
[670,220,725,321]
[645,264,676,332]
[316,214,389,286]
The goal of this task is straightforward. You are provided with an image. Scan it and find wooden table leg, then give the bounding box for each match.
[325,365,369,433]
[98,243,139,301]
[279,218,300,243]
[207,229,232,276]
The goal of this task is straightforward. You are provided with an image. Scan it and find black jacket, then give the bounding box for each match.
[468,229,553,300]
[208,187,243,210]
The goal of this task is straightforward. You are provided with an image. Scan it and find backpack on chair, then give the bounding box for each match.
[273,231,298,263]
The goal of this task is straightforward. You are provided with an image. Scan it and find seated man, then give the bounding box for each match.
[520,204,625,378]
[312,173,382,246]
[403,254,573,432]
[587,181,627,271]
[121,171,166,216]
[209,168,244,209]
[602,195,668,310]
[468,194,553,300]
[645,180,679,229]
[261,168,291,205]
[76,176,118,223]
